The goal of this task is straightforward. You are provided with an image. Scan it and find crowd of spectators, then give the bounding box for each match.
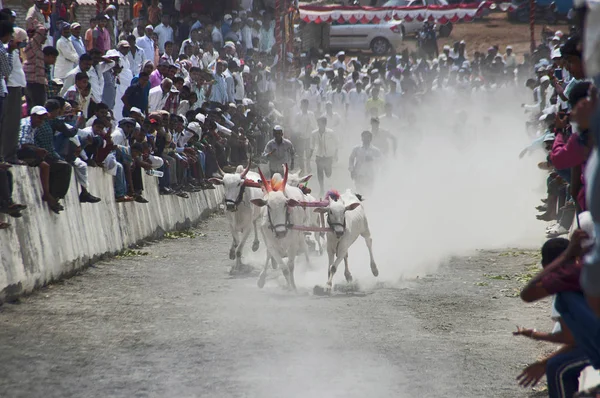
[0,0,285,228]
[512,7,600,397]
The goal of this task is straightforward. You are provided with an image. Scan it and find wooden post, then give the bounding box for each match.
[529,0,536,53]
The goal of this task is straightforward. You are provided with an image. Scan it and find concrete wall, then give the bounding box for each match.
[0,166,223,302]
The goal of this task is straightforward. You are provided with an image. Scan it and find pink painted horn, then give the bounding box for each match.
[257,167,272,192]
[240,159,251,179]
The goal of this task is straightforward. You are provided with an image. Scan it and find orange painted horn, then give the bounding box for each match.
[257,167,272,192]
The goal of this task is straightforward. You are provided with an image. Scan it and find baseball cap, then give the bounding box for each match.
[119,117,136,126]
[118,40,130,48]
[273,125,283,131]
[70,22,81,29]
[105,49,120,58]
[30,106,48,116]
[130,107,144,117]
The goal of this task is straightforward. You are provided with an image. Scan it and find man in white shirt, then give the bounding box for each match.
[153,14,174,54]
[504,45,517,69]
[202,41,219,67]
[1,27,27,162]
[348,80,368,111]
[179,28,202,55]
[349,130,382,194]
[148,78,174,112]
[332,51,346,71]
[55,23,79,79]
[126,34,146,75]
[309,116,338,196]
[136,25,155,63]
[327,82,348,114]
[293,99,316,173]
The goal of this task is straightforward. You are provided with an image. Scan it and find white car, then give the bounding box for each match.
[329,21,404,55]
[381,0,454,37]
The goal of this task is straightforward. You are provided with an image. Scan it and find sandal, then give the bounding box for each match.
[0,221,10,229]
[116,196,134,203]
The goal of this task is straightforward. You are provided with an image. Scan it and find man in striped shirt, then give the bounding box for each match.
[23,19,47,109]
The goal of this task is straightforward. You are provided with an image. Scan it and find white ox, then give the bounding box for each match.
[251,165,311,290]
[286,170,325,256]
[314,189,378,291]
[209,163,263,274]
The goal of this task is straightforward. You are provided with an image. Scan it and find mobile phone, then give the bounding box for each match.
[554,68,563,80]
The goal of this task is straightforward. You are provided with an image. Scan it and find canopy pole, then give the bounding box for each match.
[529,0,536,53]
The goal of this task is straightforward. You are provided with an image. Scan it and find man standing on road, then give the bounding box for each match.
[262,125,294,178]
[309,116,337,197]
[370,117,397,158]
[293,98,315,173]
[349,130,382,194]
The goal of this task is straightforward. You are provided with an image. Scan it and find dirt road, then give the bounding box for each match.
[0,214,554,398]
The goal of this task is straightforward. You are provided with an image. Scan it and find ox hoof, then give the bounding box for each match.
[229,249,236,260]
[236,251,242,258]
[252,241,260,252]
[229,267,237,276]
[371,263,379,277]
[344,272,353,283]
[257,272,267,288]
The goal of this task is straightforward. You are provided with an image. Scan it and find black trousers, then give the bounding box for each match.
[0,169,13,207]
[49,160,73,200]
[132,165,144,194]
[25,83,47,110]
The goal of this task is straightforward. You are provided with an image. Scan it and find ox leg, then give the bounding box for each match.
[229,224,238,261]
[251,220,260,252]
[343,255,352,282]
[362,230,378,277]
[315,232,323,256]
[235,227,253,271]
[258,247,271,289]
[327,251,348,291]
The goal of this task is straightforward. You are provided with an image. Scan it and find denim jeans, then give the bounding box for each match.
[546,345,590,398]
[555,292,600,369]
[114,162,127,198]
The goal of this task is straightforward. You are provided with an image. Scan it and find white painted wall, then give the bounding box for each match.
[0,166,223,301]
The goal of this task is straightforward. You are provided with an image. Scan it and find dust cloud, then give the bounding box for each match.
[283,87,547,289]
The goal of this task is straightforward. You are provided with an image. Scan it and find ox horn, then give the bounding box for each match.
[282,163,289,188]
[240,159,251,179]
[216,161,225,177]
[257,167,272,192]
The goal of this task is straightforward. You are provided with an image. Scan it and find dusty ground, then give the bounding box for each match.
[0,214,557,398]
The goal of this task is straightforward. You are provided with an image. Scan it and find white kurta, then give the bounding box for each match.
[55,36,79,79]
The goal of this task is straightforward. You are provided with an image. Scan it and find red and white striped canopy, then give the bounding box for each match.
[298,1,514,25]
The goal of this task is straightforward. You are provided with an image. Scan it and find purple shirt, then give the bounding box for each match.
[93,27,111,53]
[149,69,164,88]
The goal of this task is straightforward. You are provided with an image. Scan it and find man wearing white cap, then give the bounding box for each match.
[332,51,346,71]
[503,45,517,70]
[55,23,79,79]
[136,25,155,62]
